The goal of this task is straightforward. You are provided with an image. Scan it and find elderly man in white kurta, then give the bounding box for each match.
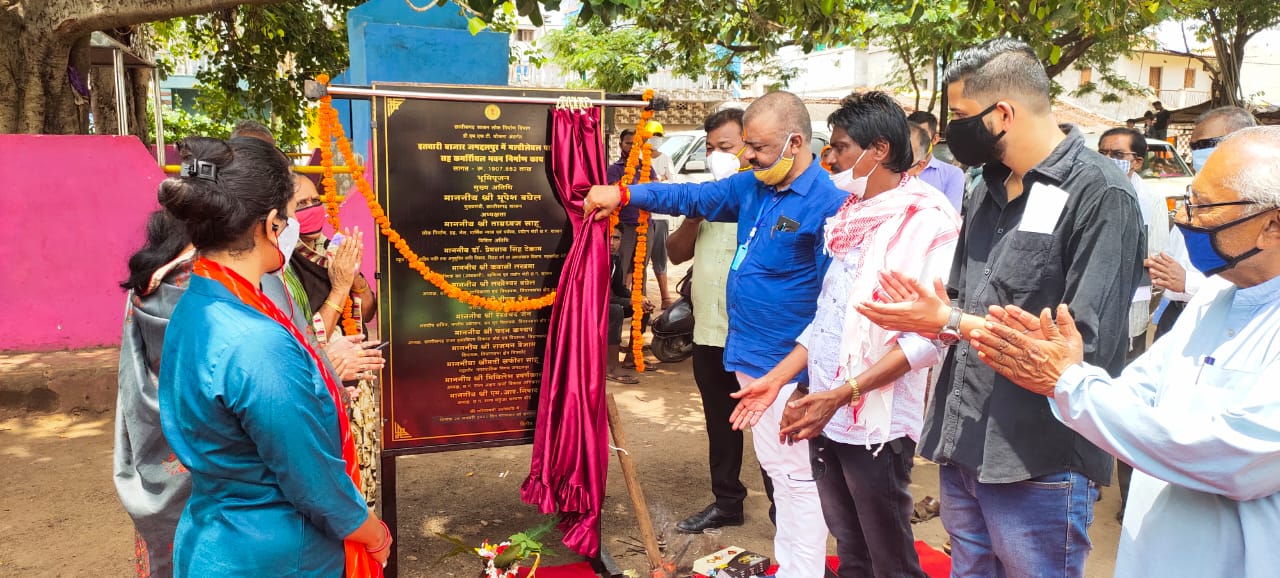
[965,126,1280,577]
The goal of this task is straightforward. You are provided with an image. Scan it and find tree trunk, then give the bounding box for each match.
[938,51,951,133]
[1204,8,1246,108]
[0,0,286,135]
[892,35,923,111]
[0,13,25,133]
[926,49,942,114]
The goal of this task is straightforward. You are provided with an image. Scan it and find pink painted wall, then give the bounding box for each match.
[304,146,379,286]
[0,135,164,351]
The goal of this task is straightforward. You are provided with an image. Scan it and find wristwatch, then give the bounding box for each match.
[938,306,963,346]
[845,377,862,407]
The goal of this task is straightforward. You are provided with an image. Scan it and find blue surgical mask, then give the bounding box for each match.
[1111,157,1131,175]
[1191,147,1214,172]
[1175,212,1266,276]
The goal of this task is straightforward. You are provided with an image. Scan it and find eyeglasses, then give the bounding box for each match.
[1179,186,1266,223]
[1189,136,1224,151]
[1097,148,1139,160]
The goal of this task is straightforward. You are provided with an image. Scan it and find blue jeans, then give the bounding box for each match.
[940,465,1097,578]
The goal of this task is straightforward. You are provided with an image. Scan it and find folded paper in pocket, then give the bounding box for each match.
[1019,183,1069,235]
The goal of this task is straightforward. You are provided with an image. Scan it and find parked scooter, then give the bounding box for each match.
[649,271,694,362]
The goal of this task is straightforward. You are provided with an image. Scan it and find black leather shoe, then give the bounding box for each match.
[676,504,745,533]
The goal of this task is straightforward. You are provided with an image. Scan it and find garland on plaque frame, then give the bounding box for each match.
[313,76,660,374]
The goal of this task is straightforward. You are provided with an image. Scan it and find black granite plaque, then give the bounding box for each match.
[372,84,599,453]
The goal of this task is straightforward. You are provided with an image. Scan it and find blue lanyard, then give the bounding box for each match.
[746,193,786,245]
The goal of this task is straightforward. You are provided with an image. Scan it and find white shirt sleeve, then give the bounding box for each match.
[897,333,940,371]
[1052,359,1280,502]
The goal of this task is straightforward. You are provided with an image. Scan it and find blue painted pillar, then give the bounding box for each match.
[342,0,511,161]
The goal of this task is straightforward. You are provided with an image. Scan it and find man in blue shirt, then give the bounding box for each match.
[907,110,967,213]
[585,91,846,578]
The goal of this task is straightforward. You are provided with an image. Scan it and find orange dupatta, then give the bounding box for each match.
[193,257,382,578]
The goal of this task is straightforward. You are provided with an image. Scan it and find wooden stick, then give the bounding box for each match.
[605,393,666,575]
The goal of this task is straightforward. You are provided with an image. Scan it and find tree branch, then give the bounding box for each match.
[55,0,288,37]
[714,39,797,54]
[1172,22,1220,75]
[1043,38,1096,78]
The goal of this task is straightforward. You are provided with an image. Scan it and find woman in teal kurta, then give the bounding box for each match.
[156,136,390,576]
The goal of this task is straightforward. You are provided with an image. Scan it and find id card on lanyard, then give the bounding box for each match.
[731,193,785,271]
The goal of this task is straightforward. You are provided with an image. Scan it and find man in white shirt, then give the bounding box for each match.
[733,92,960,578]
[646,120,677,307]
[967,126,1280,577]
[1147,105,1257,338]
[1098,125,1171,520]
[1098,127,1167,354]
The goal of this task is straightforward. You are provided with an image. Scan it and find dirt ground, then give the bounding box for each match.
[0,355,1124,578]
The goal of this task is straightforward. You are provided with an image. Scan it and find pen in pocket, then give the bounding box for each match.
[1196,355,1216,384]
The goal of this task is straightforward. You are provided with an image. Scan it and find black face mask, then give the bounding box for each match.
[946,102,1008,167]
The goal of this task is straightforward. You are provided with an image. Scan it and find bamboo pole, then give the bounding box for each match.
[605,393,667,575]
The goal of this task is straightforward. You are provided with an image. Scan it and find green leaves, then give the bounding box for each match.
[153,0,364,148]
[540,21,680,93]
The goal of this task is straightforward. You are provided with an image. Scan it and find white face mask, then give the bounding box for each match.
[1111,157,1132,176]
[708,150,742,180]
[830,149,873,198]
[277,217,301,267]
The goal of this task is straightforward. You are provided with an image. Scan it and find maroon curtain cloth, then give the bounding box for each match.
[521,107,610,557]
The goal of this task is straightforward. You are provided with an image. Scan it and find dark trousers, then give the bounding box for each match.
[813,435,925,578]
[607,297,630,346]
[692,344,774,515]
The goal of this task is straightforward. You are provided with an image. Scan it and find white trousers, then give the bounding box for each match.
[737,372,830,578]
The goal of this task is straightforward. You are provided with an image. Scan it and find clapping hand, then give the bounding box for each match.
[1146,252,1187,293]
[856,271,951,335]
[327,227,363,294]
[985,304,1047,341]
[967,304,1084,396]
[324,333,385,382]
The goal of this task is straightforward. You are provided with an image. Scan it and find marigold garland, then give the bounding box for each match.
[620,90,657,371]
[342,298,360,337]
[313,74,555,313]
[310,80,361,334]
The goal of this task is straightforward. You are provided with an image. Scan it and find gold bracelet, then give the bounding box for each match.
[323,299,344,313]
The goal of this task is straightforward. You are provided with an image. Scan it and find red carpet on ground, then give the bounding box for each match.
[516,540,951,577]
[913,540,953,577]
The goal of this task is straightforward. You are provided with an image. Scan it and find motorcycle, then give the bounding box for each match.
[649,270,694,363]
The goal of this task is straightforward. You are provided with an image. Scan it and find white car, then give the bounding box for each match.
[1083,134,1193,225]
[658,129,832,183]
[1137,139,1193,219]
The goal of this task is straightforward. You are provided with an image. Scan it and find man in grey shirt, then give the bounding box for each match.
[862,38,1144,577]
